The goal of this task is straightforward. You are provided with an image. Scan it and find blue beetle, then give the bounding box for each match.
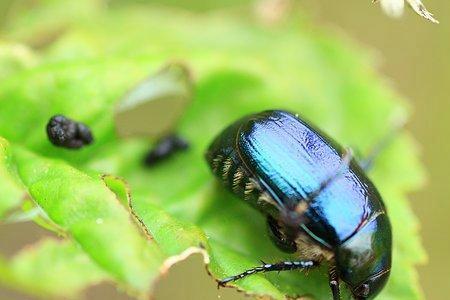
[205,110,391,299]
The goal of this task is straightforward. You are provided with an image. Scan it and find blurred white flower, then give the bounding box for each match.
[375,0,438,23]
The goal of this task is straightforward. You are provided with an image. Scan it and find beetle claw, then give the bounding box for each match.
[217,277,233,288]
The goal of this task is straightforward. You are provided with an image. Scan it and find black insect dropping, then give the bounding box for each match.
[46,115,94,149]
[144,134,189,166]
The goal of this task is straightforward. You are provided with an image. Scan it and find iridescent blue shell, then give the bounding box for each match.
[205,110,391,298]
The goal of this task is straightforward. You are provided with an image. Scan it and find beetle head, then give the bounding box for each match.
[336,213,392,299]
[351,269,390,299]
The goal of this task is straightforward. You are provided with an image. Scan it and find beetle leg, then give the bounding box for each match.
[328,265,341,300]
[360,123,403,171]
[296,147,353,208]
[267,215,298,253]
[309,147,353,200]
[218,260,319,287]
[286,148,353,226]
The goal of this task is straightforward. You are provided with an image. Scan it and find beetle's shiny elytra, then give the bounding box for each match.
[205,110,391,299]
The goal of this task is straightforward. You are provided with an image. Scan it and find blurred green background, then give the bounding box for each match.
[0,0,448,299]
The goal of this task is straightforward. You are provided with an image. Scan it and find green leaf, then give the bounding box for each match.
[8,143,165,296]
[0,2,425,300]
[0,238,107,299]
[0,137,24,219]
[0,42,36,81]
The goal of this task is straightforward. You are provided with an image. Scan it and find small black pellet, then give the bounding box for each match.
[144,134,189,166]
[46,115,94,149]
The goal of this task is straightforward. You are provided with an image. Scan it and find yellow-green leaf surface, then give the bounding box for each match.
[11,145,165,294]
[0,1,426,299]
[0,238,107,299]
[0,137,23,218]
